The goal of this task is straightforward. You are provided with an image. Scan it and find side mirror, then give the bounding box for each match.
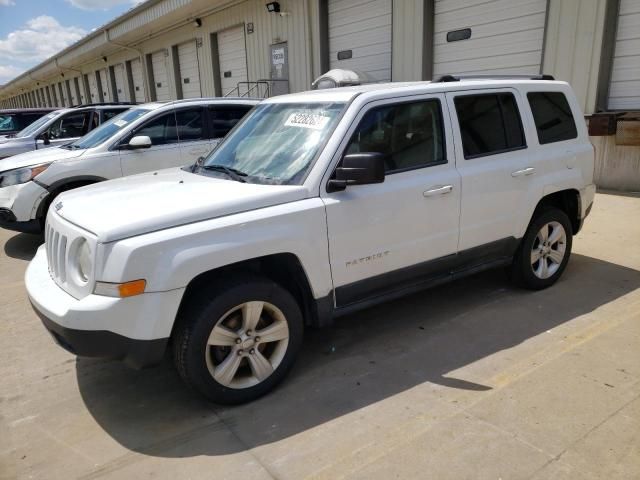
[38,131,50,145]
[128,135,152,149]
[328,152,385,192]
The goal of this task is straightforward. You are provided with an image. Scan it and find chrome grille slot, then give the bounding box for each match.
[45,219,69,284]
[58,236,67,282]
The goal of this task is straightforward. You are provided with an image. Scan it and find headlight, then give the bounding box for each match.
[0,163,50,188]
[74,238,92,283]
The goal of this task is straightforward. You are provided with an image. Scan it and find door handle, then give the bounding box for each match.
[423,185,453,197]
[511,167,536,177]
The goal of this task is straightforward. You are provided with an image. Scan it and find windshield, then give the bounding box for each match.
[16,112,59,138]
[67,108,149,149]
[200,102,345,185]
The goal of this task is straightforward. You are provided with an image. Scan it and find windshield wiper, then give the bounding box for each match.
[200,164,247,183]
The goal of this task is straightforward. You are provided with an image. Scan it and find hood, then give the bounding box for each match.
[0,135,27,145]
[0,147,85,171]
[55,168,309,242]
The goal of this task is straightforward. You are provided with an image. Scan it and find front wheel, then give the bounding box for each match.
[510,208,573,290]
[173,274,303,404]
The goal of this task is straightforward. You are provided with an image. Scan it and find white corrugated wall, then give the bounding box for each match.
[433,0,548,77]
[608,0,640,110]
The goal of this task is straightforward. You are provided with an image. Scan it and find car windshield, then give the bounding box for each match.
[200,102,345,185]
[0,115,16,132]
[16,112,60,138]
[67,108,149,150]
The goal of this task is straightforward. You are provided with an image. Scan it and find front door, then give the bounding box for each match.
[119,110,181,176]
[323,95,461,307]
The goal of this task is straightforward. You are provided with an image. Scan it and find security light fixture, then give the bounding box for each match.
[102,56,107,63]
[193,18,202,28]
[266,2,280,13]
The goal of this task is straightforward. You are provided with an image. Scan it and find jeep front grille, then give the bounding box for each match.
[45,222,68,284]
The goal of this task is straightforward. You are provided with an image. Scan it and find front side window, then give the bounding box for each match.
[132,111,178,146]
[454,93,525,159]
[176,108,204,141]
[69,108,150,150]
[527,92,578,144]
[48,111,91,139]
[208,106,253,138]
[200,102,345,185]
[345,99,446,172]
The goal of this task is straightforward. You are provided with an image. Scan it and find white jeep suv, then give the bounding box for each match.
[26,76,596,404]
[0,98,257,233]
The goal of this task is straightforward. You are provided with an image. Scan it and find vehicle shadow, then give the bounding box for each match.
[75,253,640,458]
[3,232,43,261]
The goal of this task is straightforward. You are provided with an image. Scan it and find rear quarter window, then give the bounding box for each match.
[527,92,578,144]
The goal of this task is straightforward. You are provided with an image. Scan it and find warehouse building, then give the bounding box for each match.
[0,0,638,189]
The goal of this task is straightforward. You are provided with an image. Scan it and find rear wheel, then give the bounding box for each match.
[173,274,303,404]
[510,208,572,290]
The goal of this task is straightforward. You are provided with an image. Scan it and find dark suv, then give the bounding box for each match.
[0,108,57,137]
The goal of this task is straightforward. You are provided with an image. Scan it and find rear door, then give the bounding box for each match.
[176,106,210,164]
[119,110,180,175]
[445,88,531,251]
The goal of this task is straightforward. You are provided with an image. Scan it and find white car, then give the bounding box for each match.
[0,98,257,233]
[0,104,133,160]
[26,76,596,404]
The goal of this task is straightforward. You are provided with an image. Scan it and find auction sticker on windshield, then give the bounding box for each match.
[113,119,128,127]
[285,112,330,130]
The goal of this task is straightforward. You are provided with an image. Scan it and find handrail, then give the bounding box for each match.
[224,81,271,98]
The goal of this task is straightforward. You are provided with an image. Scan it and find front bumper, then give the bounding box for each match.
[26,245,185,368]
[0,181,48,233]
[33,306,168,369]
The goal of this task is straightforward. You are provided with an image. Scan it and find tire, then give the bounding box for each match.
[172,273,304,404]
[510,207,573,290]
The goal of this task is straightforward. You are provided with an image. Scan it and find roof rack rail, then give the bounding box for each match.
[72,102,136,108]
[434,74,555,83]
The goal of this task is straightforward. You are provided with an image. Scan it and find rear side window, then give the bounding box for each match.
[176,108,204,141]
[454,93,525,159]
[527,92,577,144]
[208,106,252,138]
[103,109,126,122]
[345,99,446,172]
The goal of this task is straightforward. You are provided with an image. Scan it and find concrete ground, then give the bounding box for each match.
[1,192,639,480]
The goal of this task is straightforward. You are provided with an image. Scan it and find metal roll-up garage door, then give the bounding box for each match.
[114,63,128,102]
[328,0,392,82]
[151,50,170,101]
[178,40,202,98]
[608,0,640,110]
[433,0,547,78]
[88,73,99,102]
[98,69,111,102]
[58,82,67,107]
[218,25,248,96]
[130,58,146,102]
